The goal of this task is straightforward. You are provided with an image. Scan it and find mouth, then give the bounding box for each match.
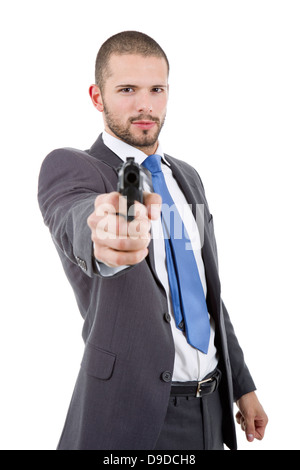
[131,120,157,130]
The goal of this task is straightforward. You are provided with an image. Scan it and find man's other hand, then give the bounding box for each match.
[236,391,268,443]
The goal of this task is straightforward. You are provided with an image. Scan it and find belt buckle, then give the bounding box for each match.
[196,377,213,397]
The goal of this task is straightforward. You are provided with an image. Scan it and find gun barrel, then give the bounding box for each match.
[117,158,143,221]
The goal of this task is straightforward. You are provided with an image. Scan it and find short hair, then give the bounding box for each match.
[95,31,169,92]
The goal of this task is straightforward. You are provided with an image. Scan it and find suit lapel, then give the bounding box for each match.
[87,133,123,170]
[164,155,221,318]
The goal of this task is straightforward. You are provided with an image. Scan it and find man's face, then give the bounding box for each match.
[97,54,169,154]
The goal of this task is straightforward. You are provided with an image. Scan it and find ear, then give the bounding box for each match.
[89,84,104,112]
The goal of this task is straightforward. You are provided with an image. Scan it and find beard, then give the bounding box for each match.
[102,101,166,149]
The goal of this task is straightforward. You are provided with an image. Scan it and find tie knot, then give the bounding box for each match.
[142,154,162,174]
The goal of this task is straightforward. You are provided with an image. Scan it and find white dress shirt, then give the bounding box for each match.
[97,130,218,381]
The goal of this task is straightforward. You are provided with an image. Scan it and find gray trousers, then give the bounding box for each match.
[154,388,224,450]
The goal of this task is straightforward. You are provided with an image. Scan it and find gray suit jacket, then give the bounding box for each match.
[38,133,256,450]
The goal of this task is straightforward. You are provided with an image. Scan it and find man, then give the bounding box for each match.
[38,31,268,450]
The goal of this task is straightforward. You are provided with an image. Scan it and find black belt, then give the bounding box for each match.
[170,368,221,398]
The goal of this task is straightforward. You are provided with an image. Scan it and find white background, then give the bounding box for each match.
[1,0,299,450]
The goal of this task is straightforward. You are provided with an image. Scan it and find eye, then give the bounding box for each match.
[152,87,164,93]
[120,87,134,93]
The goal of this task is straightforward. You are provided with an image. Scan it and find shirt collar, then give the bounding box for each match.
[102,130,170,167]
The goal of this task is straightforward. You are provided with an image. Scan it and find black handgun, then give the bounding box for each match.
[117,157,143,221]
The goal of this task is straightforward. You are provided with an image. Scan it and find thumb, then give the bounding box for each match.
[245,417,255,442]
[143,192,162,220]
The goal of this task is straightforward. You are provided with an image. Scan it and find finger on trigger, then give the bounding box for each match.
[128,217,151,240]
[133,200,148,219]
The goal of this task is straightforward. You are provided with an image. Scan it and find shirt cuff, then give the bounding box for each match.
[94,259,130,277]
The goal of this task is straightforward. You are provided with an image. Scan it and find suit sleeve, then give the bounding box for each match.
[38,148,132,279]
[221,300,256,401]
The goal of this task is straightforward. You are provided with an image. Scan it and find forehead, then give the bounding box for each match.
[107,54,169,83]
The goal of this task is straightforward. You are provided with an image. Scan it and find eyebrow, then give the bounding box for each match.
[115,84,168,89]
[115,84,136,88]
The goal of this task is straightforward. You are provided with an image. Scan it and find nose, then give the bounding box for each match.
[136,90,153,114]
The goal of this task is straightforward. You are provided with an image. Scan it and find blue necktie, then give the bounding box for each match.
[143,154,210,354]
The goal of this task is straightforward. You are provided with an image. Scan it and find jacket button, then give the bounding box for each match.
[163,312,171,323]
[75,256,87,272]
[161,371,172,382]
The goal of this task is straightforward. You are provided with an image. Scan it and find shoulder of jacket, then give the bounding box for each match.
[40,146,110,174]
[44,146,91,162]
